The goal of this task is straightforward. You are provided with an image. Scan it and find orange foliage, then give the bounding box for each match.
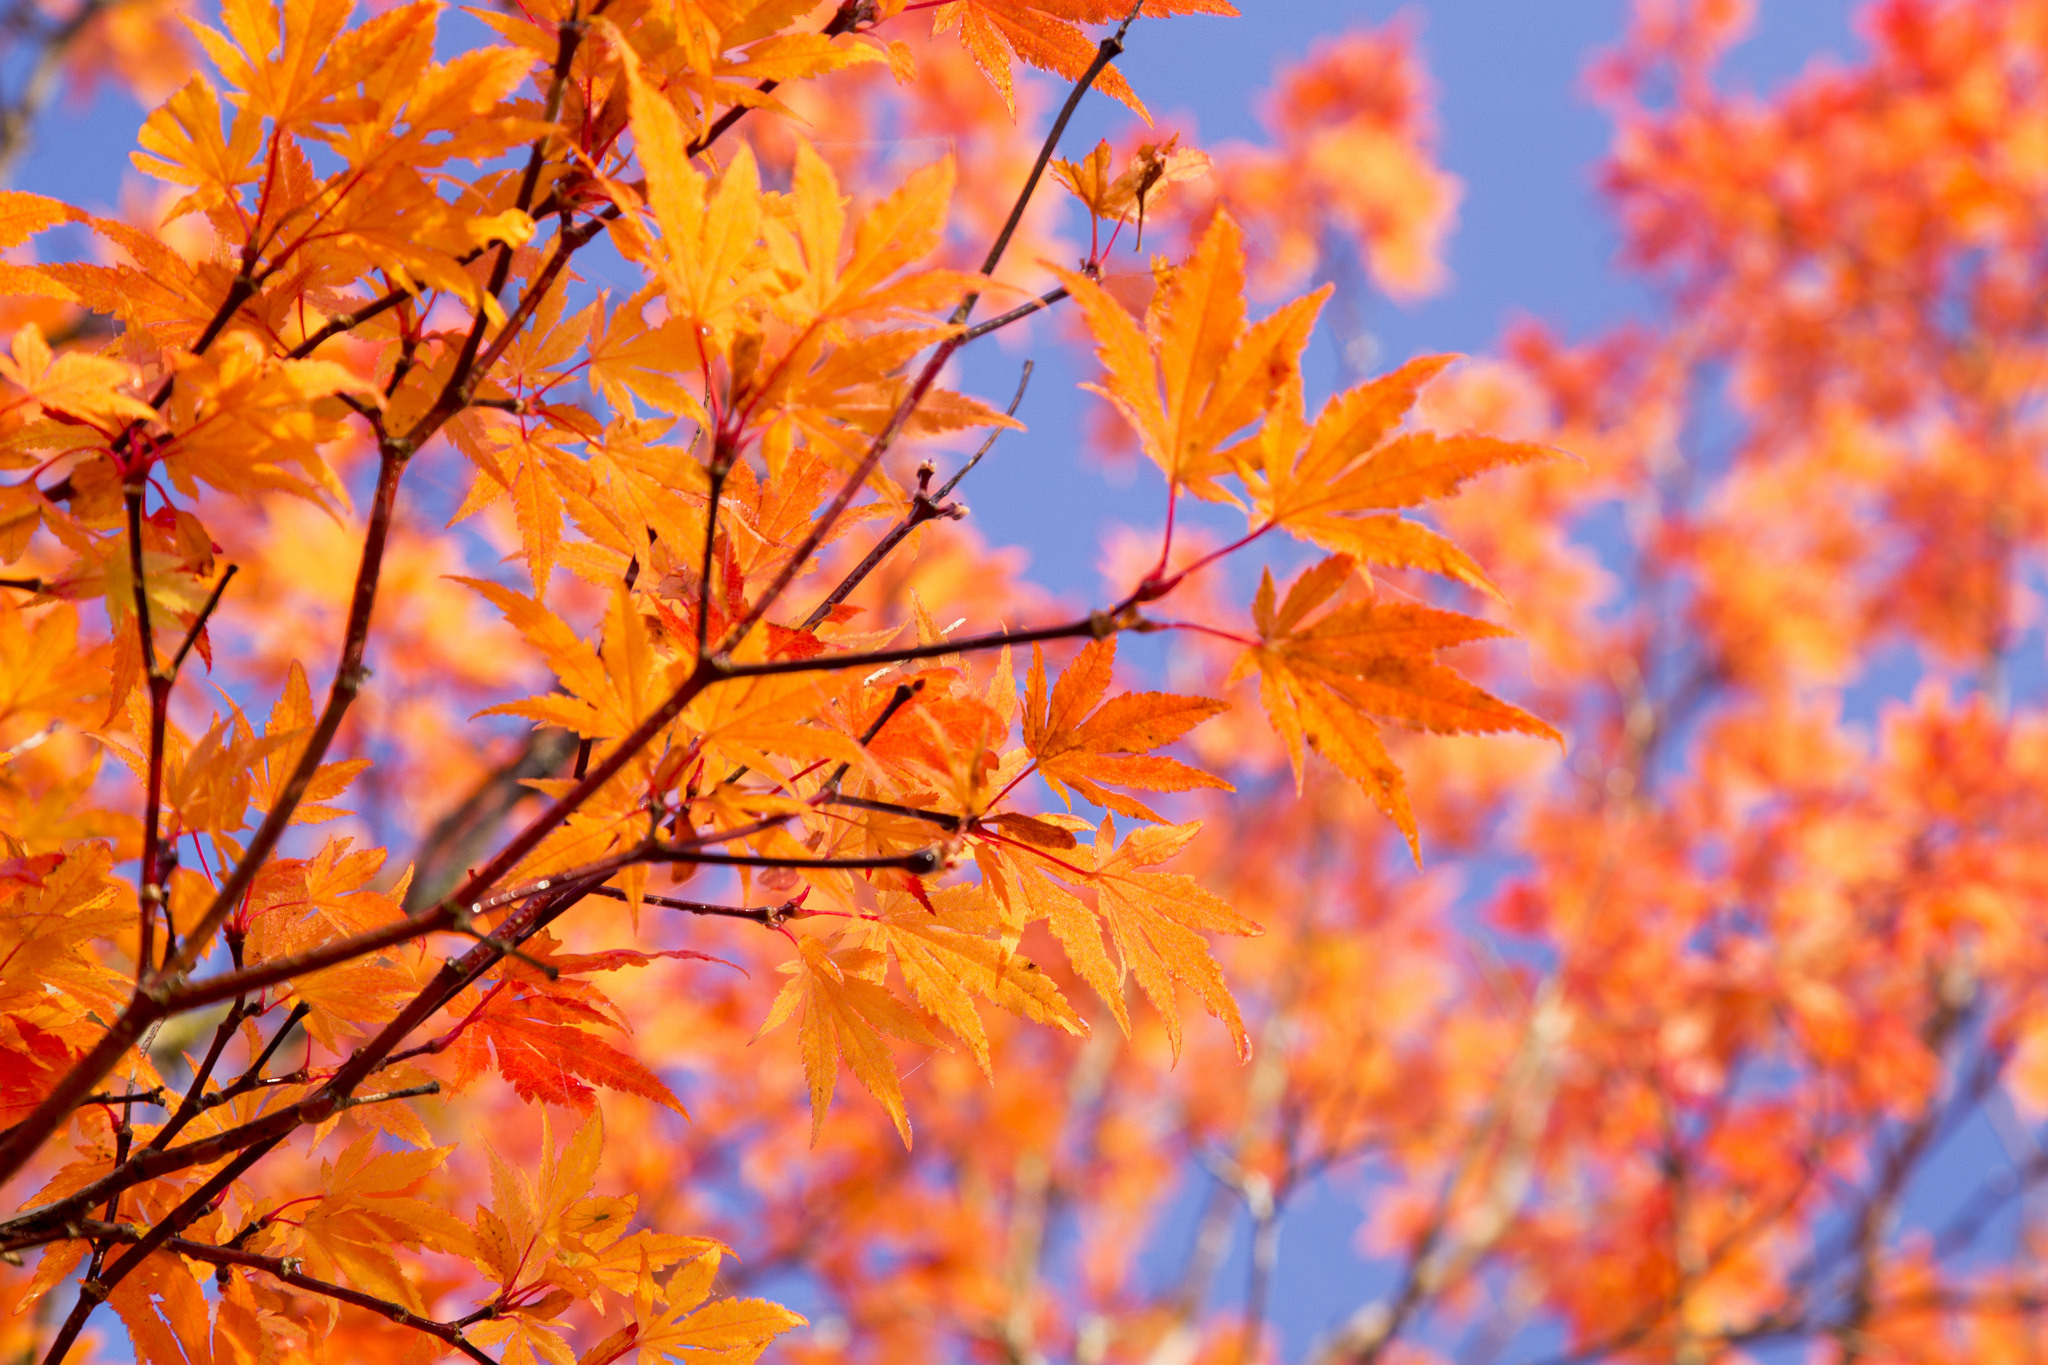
[6,0,2048,1363]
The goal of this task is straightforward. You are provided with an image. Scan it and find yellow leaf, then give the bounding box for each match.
[757,936,941,1147]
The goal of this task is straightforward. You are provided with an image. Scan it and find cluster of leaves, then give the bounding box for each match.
[579,5,2048,1365]
[0,0,1558,1361]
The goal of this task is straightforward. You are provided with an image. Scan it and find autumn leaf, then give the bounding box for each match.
[618,33,774,353]
[756,935,941,1146]
[1022,636,1230,820]
[1039,815,1259,1058]
[1052,134,1211,243]
[842,885,1084,1074]
[257,1135,467,1317]
[1231,555,1560,860]
[0,323,156,430]
[629,1245,806,1364]
[1241,357,1558,595]
[931,0,1238,117]
[1055,212,1326,501]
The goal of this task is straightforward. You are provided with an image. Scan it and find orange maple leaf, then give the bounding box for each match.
[755,935,941,1146]
[1022,636,1230,821]
[1242,355,1558,596]
[1230,554,1560,861]
[1035,814,1260,1058]
[931,0,1238,117]
[1054,211,1325,502]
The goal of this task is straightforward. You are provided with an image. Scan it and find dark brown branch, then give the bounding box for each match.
[289,280,433,361]
[821,792,963,830]
[934,361,1034,502]
[588,885,807,923]
[141,998,246,1154]
[646,844,944,873]
[71,1223,496,1365]
[418,0,595,434]
[75,1089,165,1109]
[699,427,738,656]
[166,565,238,678]
[164,917,451,1017]
[726,611,1124,680]
[188,1001,312,1118]
[126,483,166,974]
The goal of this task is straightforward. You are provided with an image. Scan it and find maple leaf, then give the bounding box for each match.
[931,0,1238,118]
[756,935,941,1146]
[257,1136,467,1320]
[1054,211,1326,502]
[158,333,377,505]
[774,141,986,327]
[627,1244,806,1365]
[466,1112,620,1365]
[1230,555,1560,861]
[1036,815,1259,1058]
[841,884,1085,1074]
[470,1112,660,1289]
[0,323,156,431]
[0,600,108,737]
[1052,134,1212,243]
[471,579,691,743]
[249,661,371,827]
[105,1249,212,1365]
[1241,356,1559,595]
[130,73,263,215]
[448,993,689,1116]
[0,842,128,1032]
[616,35,775,353]
[1022,636,1230,820]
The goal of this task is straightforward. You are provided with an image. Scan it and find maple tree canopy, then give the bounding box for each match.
[2,0,2046,1362]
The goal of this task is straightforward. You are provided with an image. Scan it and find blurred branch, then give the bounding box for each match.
[1315,980,1569,1365]
[402,728,580,914]
[0,0,111,182]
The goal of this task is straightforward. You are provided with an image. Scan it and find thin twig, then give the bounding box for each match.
[959,289,1069,344]
[800,362,1033,631]
[589,884,808,923]
[166,565,239,678]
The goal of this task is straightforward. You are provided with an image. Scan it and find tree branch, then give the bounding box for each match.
[800,362,1032,632]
